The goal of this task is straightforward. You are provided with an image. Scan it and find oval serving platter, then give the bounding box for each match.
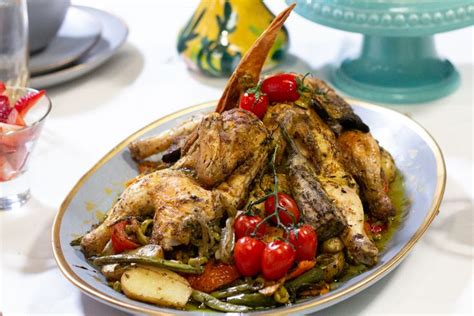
[52,100,446,315]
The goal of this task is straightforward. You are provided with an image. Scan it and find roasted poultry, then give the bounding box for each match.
[81,109,271,257]
[306,78,396,220]
[338,130,395,219]
[263,103,379,266]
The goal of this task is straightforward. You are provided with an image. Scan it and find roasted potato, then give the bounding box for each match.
[121,266,192,308]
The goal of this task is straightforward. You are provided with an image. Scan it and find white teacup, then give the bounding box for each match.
[27,0,71,53]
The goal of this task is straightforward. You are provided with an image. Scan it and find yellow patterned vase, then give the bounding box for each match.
[177,0,289,77]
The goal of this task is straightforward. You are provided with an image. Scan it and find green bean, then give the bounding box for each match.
[137,219,153,245]
[226,293,276,308]
[188,256,208,267]
[93,255,204,274]
[285,267,324,295]
[273,286,289,304]
[211,282,262,299]
[140,219,153,232]
[191,290,251,312]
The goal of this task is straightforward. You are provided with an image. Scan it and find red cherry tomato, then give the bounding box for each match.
[264,192,300,226]
[262,240,296,280]
[110,221,140,253]
[233,237,266,276]
[370,223,386,234]
[261,73,300,102]
[289,225,318,261]
[239,92,269,119]
[234,214,267,239]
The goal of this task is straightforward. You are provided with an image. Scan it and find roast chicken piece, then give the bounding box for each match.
[306,77,369,135]
[264,104,379,266]
[173,109,269,189]
[129,117,201,161]
[305,77,396,220]
[81,109,270,257]
[285,139,347,241]
[338,130,395,220]
[80,169,223,257]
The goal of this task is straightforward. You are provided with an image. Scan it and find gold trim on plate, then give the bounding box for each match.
[52,100,446,315]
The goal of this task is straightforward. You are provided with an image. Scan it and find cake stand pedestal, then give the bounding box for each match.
[289,0,474,103]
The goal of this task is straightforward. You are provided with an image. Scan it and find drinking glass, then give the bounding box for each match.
[0,87,51,209]
[0,0,29,88]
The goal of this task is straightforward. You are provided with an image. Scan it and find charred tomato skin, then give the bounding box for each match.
[289,224,318,261]
[233,236,266,276]
[265,192,301,226]
[234,214,267,239]
[261,239,296,280]
[239,92,269,119]
[261,73,299,102]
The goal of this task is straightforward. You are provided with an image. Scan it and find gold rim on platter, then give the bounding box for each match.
[52,100,446,315]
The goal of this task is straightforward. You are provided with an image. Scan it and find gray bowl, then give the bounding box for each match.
[27,0,70,53]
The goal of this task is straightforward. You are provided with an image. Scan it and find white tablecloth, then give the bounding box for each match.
[1,1,472,315]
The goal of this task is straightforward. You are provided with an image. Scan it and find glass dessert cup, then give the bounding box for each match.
[0,87,51,210]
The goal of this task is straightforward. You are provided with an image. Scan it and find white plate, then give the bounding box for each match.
[29,7,102,75]
[30,6,128,89]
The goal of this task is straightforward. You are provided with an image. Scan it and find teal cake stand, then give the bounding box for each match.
[288,0,474,103]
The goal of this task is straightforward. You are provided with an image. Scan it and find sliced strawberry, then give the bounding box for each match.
[15,90,46,117]
[0,81,5,94]
[7,108,26,126]
[0,96,12,123]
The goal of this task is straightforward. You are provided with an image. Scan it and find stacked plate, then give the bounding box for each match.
[30,6,128,89]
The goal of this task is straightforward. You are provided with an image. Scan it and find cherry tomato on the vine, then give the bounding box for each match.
[261,240,296,280]
[264,192,300,226]
[289,224,318,261]
[239,92,269,119]
[233,236,266,276]
[261,73,300,102]
[234,214,267,239]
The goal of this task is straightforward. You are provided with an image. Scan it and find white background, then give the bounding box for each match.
[1,0,473,315]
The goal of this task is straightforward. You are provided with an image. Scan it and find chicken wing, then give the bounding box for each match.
[128,117,201,161]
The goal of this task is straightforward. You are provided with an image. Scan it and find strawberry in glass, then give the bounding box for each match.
[0,83,50,209]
